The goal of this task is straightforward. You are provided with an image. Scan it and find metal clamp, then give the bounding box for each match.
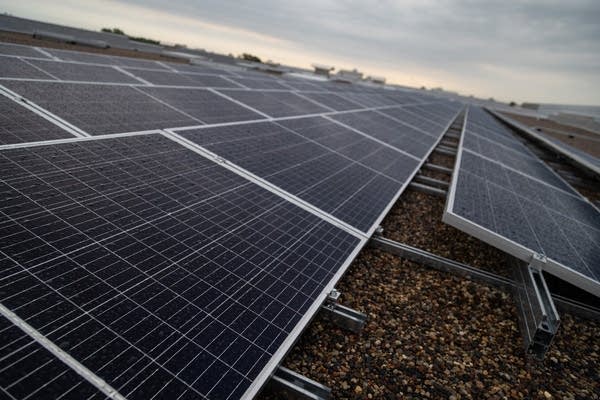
[320,290,367,333]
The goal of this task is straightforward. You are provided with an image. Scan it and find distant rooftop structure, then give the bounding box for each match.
[312,63,334,77]
[331,68,363,83]
[365,75,386,84]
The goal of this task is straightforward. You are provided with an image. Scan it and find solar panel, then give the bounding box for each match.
[277,79,323,91]
[125,68,238,88]
[216,90,329,117]
[276,116,419,183]
[175,118,419,233]
[228,77,291,90]
[2,81,199,135]
[330,110,441,158]
[0,313,106,399]
[0,93,74,145]
[169,63,234,76]
[445,106,600,296]
[26,59,141,83]
[0,133,361,399]
[137,87,264,124]
[379,106,442,131]
[298,92,364,111]
[44,48,116,65]
[108,55,169,70]
[461,132,575,192]
[0,43,51,59]
[0,57,54,79]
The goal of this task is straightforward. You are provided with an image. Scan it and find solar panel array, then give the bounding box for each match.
[445,106,600,296]
[489,110,600,175]
[0,42,462,399]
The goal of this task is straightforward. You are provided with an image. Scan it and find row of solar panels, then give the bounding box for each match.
[0,43,462,399]
[0,14,163,53]
[488,110,600,175]
[0,42,433,95]
[445,106,600,296]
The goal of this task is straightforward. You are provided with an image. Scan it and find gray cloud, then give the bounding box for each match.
[5,0,600,103]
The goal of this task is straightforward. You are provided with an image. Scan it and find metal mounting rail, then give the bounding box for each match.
[436,145,458,155]
[370,236,514,289]
[408,182,447,198]
[422,163,453,174]
[265,366,331,400]
[414,175,450,189]
[439,140,458,148]
[370,236,600,321]
[433,147,457,157]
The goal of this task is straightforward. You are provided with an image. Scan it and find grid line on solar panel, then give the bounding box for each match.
[275,116,418,183]
[0,312,107,399]
[216,89,330,118]
[0,93,74,145]
[176,119,417,232]
[25,59,141,84]
[42,48,169,71]
[227,77,292,90]
[0,133,361,399]
[123,68,239,88]
[136,87,265,124]
[1,80,200,135]
[328,111,439,158]
[276,79,323,91]
[463,109,578,193]
[375,107,445,138]
[0,57,55,80]
[296,92,364,111]
[169,63,235,76]
[292,92,336,112]
[461,146,576,194]
[0,43,52,59]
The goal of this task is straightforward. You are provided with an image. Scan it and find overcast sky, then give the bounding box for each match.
[2,0,599,105]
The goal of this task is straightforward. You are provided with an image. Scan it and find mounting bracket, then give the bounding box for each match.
[320,290,367,333]
[513,254,560,360]
[266,366,331,400]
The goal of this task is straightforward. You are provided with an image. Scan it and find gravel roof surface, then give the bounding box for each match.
[382,190,512,277]
[263,248,600,399]
[419,168,450,181]
[428,152,456,169]
[500,112,600,158]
